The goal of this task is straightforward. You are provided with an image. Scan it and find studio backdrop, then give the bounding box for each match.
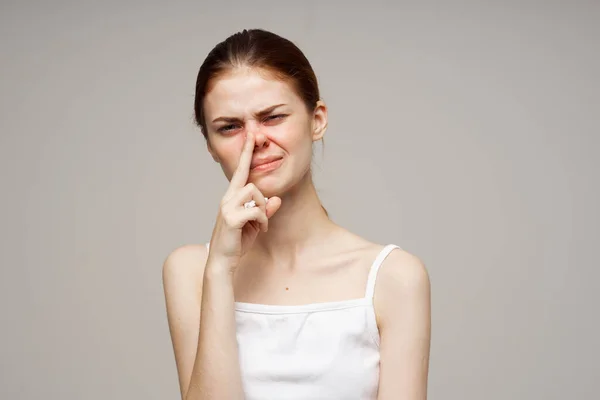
[1,1,598,399]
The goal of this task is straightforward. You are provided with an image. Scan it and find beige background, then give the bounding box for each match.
[1,1,598,399]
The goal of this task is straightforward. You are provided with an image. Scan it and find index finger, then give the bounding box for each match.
[228,132,255,190]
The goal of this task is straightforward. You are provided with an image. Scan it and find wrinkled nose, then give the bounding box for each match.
[249,124,270,149]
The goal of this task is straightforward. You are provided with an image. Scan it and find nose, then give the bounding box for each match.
[250,124,270,149]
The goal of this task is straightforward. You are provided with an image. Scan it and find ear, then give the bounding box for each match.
[311,100,328,142]
[206,137,220,162]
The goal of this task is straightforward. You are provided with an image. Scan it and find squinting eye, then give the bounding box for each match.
[266,114,286,121]
[218,124,238,133]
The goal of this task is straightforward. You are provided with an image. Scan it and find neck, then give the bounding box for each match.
[252,172,338,264]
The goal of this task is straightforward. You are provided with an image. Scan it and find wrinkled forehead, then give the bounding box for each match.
[203,68,301,118]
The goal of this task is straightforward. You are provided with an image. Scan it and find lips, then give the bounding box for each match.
[251,156,283,169]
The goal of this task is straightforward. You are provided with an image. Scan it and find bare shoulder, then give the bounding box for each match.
[162,243,208,284]
[378,247,429,292]
[373,246,431,327]
[162,243,209,316]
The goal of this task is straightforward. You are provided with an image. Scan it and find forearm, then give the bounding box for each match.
[185,261,244,400]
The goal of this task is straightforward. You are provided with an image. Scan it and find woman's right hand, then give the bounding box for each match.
[207,132,282,274]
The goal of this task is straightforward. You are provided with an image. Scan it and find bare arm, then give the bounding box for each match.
[187,255,245,399]
[162,245,245,400]
[162,245,204,399]
[375,250,431,400]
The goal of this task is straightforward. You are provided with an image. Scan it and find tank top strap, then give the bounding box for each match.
[364,244,401,299]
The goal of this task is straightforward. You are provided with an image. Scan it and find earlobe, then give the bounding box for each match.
[313,123,327,142]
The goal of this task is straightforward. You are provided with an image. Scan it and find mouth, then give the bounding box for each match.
[251,157,284,172]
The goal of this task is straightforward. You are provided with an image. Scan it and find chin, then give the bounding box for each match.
[251,171,298,198]
[250,176,284,199]
[256,174,310,201]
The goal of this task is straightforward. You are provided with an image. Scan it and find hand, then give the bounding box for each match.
[207,132,282,273]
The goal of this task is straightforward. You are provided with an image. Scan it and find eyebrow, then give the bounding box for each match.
[211,103,287,123]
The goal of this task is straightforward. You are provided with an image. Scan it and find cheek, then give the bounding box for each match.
[273,119,313,152]
[279,132,314,173]
[215,136,245,171]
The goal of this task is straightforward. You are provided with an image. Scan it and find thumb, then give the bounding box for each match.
[265,196,282,218]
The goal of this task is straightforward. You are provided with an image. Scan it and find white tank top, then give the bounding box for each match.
[205,243,400,400]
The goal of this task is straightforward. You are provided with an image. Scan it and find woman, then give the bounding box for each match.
[163,29,431,400]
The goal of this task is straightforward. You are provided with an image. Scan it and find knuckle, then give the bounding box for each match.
[220,199,231,212]
[253,208,265,220]
[259,209,268,220]
[222,212,236,227]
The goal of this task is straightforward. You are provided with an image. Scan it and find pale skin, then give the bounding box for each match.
[162,67,431,399]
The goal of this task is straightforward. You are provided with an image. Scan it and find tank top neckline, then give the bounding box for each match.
[234,297,372,314]
[204,242,400,315]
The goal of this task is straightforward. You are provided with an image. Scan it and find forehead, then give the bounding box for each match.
[203,68,301,118]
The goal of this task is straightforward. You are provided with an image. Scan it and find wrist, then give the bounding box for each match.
[205,257,237,280]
